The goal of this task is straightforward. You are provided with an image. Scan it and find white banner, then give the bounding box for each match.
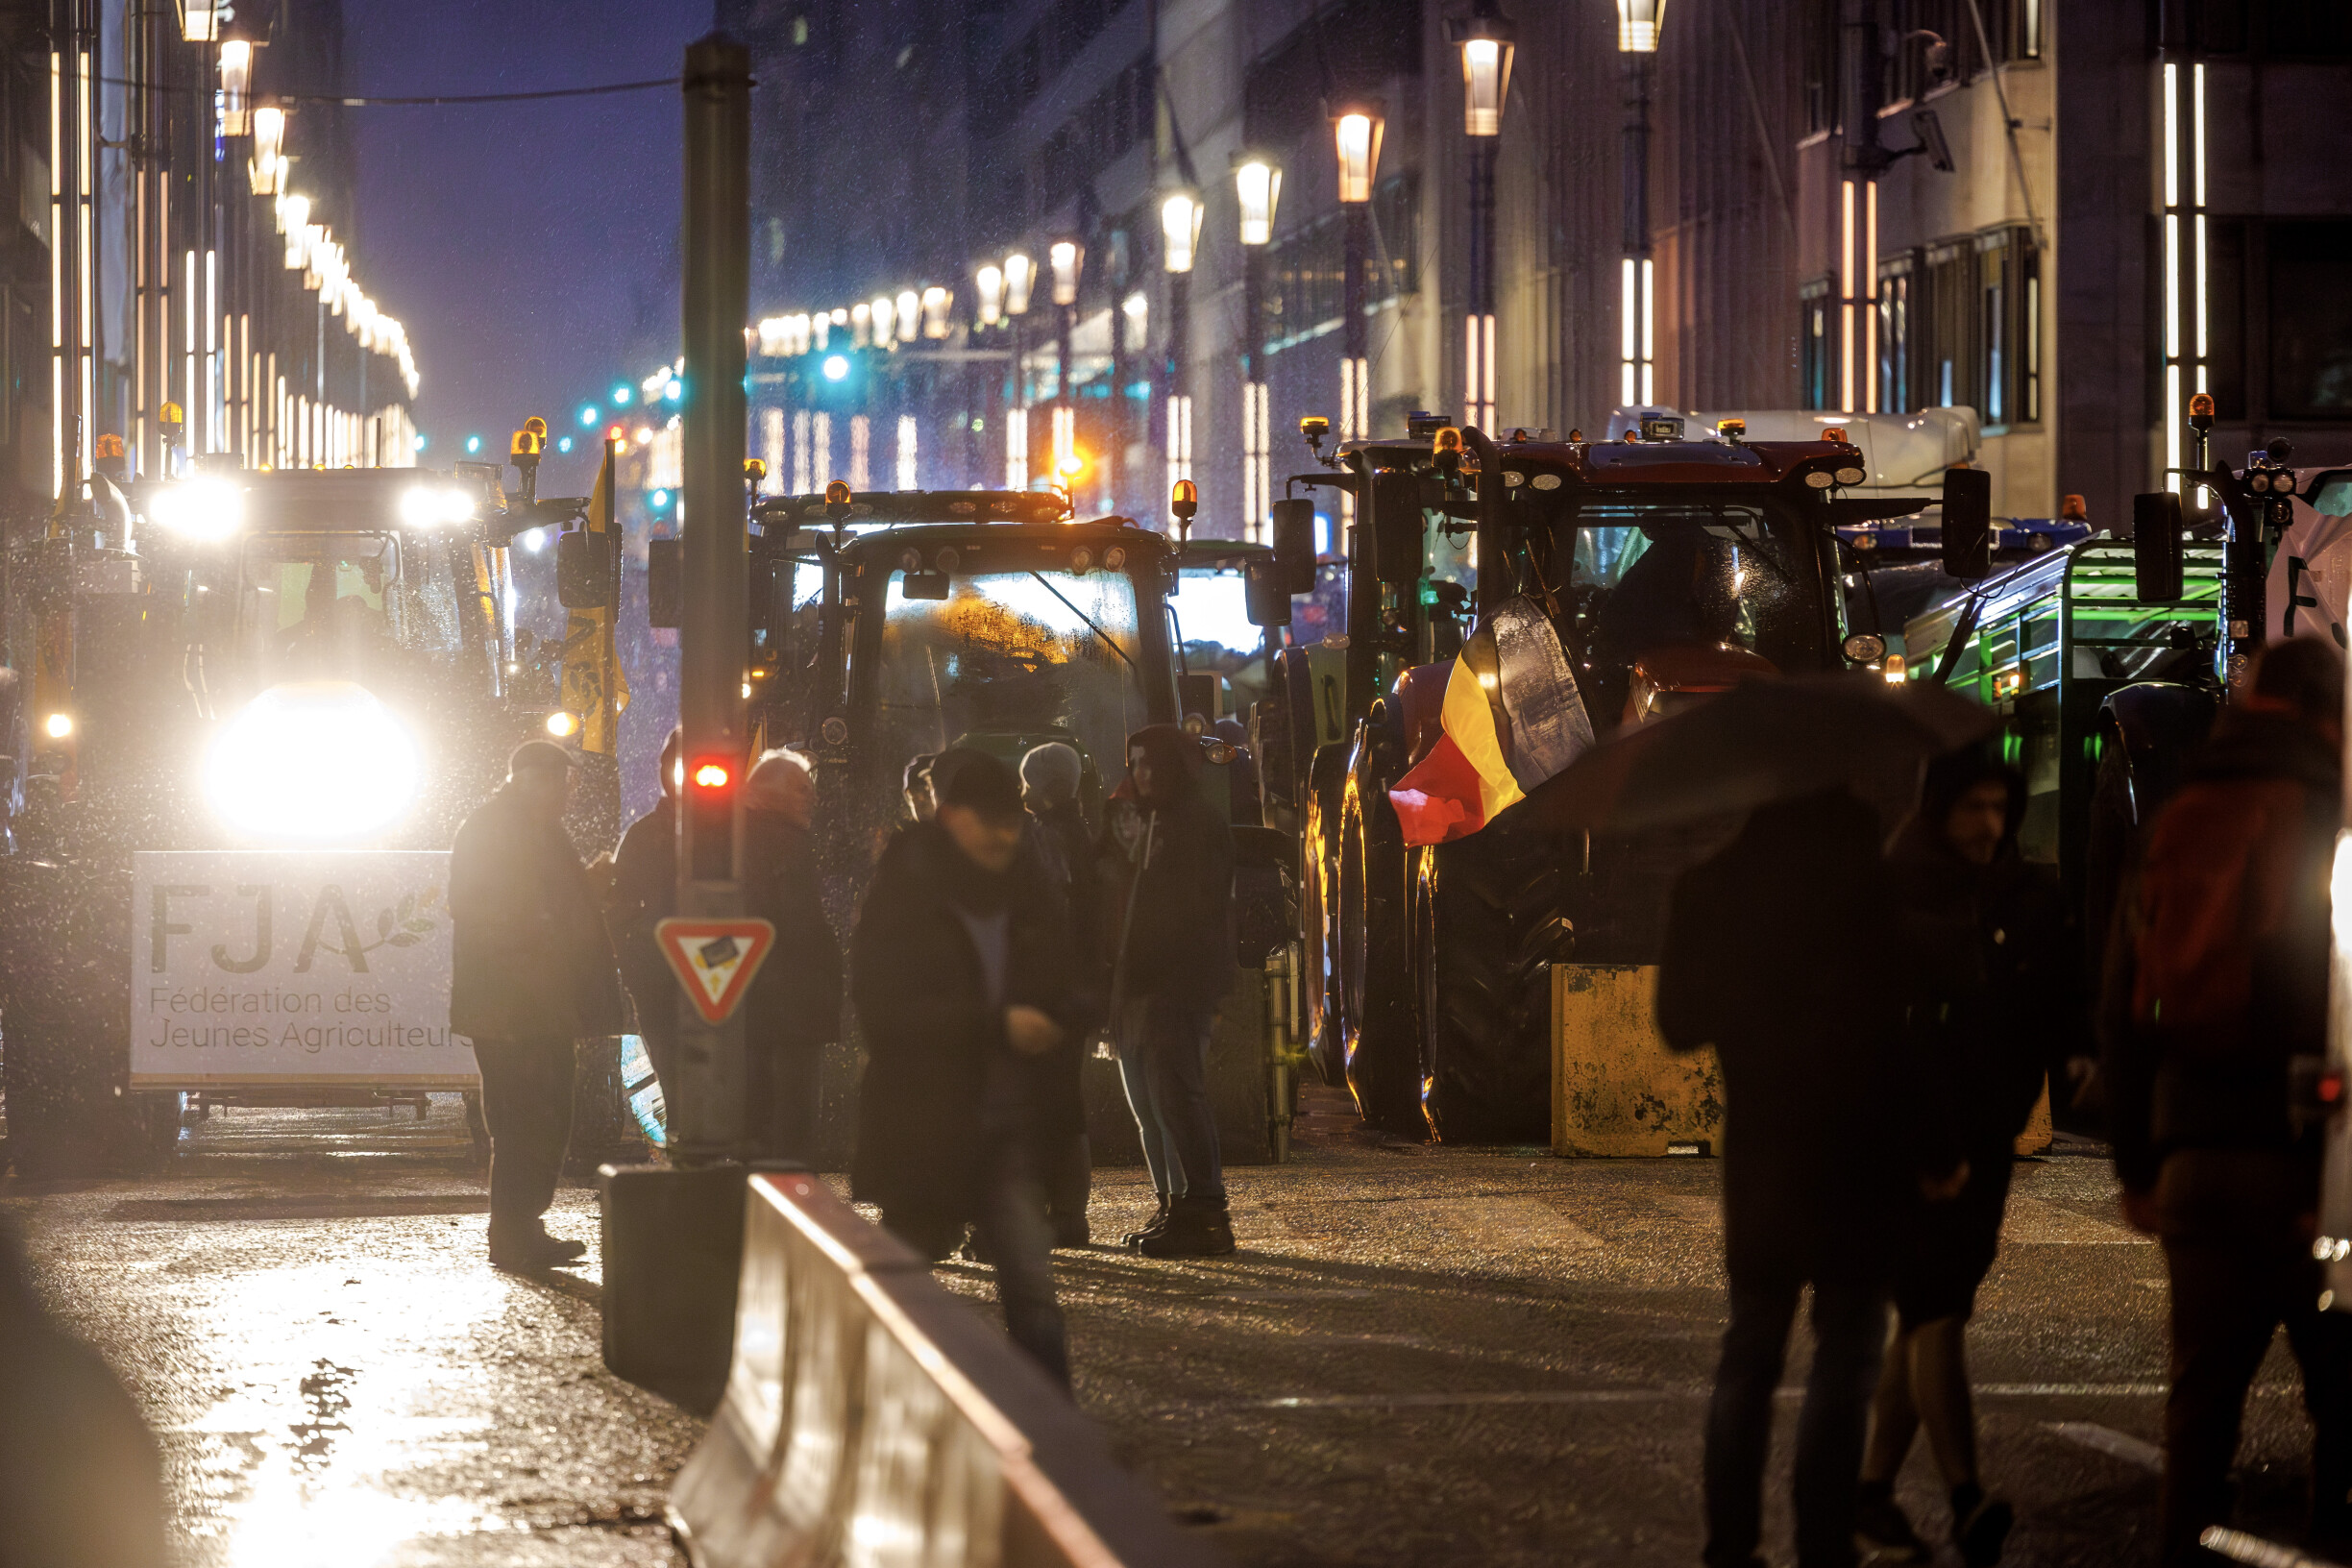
[130,851,477,1087]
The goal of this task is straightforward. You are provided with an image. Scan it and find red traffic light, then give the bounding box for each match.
[691,760,731,790]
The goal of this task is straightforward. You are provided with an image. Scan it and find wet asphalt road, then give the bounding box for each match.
[2,1086,2336,1567]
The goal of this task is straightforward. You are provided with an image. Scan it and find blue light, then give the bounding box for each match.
[612,385,632,406]
[663,378,683,402]
[821,355,849,381]
[578,404,600,427]
[556,436,574,453]
[412,434,429,452]
[649,489,672,508]
[465,434,481,453]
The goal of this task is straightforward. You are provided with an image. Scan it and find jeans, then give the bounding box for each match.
[969,1146,1070,1388]
[1704,1262,1889,1568]
[470,1030,578,1240]
[2161,1238,2352,1566]
[1115,997,1223,1204]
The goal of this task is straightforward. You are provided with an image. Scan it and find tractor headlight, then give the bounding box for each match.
[399,485,477,527]
[149,478,245,540]
[204,682,422,842]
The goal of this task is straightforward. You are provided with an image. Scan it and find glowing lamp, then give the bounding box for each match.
[1004,254,1035,316]
[251,108,287,195]
[1161,191,1204,274]
[1234,158,1282,247]
[1333,107,1384,204]
[692,761,731,790]
[1450,4,1517,136]
[1616,0,1667,53]
[976,264,1005,326]
[219,40,252,134]
[1049,241,1082,307]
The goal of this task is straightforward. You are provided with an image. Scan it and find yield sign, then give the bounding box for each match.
[654,918,776,1024]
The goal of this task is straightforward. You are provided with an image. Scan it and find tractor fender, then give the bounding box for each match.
[2098,680,2217,827]
[1390,660,1455,771]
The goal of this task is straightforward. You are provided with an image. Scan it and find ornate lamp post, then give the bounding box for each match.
[1235,155,1281,542]
[1447,2,1514,431]
[1047,240,1082,485]
[1616,0,1664,408]
[1159,191,1202,510]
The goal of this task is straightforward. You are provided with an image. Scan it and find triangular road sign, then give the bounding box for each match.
[654,917,776,1024]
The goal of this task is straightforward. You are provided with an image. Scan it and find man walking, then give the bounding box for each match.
[1659,786,1931,1568]
[1110,724,1236,1259]
[850,750,1085,1384]
[741,749,841,1164]
[1022,741,1102,1246]
[2105,636,2352,1567]
[449,741,623,1270]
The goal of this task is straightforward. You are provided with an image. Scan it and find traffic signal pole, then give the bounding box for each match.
[672,34,752,1164]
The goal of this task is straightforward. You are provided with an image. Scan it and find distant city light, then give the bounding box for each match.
[555,436,574,453]
[612,385,632,405]
[412,434,428,452]
[650,489,672,507]
[464,434,481,453]
[578,404,599,427]
[822,355,848,381]
[664,378,683,402]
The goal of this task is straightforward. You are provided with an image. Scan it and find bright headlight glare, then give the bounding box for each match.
[205,682,422,842]
[151,478,244,539]
[400,486,477,527]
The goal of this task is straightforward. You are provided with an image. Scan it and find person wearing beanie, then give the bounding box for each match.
[1106,723,1237,1258]
[610,726,685,1084]
[740,749,840,1163]
[449,741,623,1270]
[849,748,1088,1384]
[1019,741,1102,1246]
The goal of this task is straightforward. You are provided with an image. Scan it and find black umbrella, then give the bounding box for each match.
[1529,672,1997,833]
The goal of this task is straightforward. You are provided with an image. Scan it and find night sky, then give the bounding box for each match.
[341,0,710,494]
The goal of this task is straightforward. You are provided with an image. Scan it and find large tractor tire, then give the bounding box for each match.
[0,863,143,1176]
[1413,822,1572,1144]
[1336,730,1422,1136]
[1299,744,1350,1086]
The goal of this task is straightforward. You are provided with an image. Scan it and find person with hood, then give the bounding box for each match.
[1109,723,1237,1259]
[849,749,1087,1384]
[610,726,685,1083]
[741,749,842,1164]
[449,741,624,1270]
[1857,750,2070,1568]
[1021,740,1102,1246]
[2103,635,2352,1568]
[1659,786,1944,1568]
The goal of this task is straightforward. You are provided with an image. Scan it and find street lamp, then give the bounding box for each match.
[1236,155,1282,542]
[1449,1,1515,431]
[1161,193,1202,508]
[975,264,1004,327]
[1331,101,1384,449]
[249,105,283,194]
[176,0,219,41]
[1048,242,1082,487]
[1003,253,1035,316]
[1001,256,1035,488]
[920,286,950,339]
[219,39,252,134]
[1616,0,1664,407]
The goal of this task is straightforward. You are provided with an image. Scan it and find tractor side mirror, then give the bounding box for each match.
[555,527,614,609]
[1244,557,1292,628]
[2132,491,2185,603]
[1270,497,1317,594]
[647,536,682,627]
[1941,467,1993,582]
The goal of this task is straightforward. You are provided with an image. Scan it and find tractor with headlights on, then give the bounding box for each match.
[0,450,623,1174]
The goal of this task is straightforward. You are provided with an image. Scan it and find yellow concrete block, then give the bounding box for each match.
[1552,964,1725,1158]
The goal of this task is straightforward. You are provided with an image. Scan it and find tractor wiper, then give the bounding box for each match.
[1025,570,1138,674]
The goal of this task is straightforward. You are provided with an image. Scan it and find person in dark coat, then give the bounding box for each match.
[1659,786,1947,1568]
[741,749,842,1164]
[1022,741,1101,1247]
[1858,751,2070,1568]
[1108,723,1237,1259]
[609,725,684,1084]
[850,749,1087,1384]
[449,740,623,1270]
[0,1221,169,1568]
[2103,636,2352,1568]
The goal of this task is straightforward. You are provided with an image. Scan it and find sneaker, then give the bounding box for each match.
[1121,1197,1171,1249]
[1138,1198,1236,1259]
[1854,1490,1931,1564]
[1952,1492,2013,1568]
[488,1230,588,1270]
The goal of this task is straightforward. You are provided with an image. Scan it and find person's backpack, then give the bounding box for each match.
[2129,775,2322,1050]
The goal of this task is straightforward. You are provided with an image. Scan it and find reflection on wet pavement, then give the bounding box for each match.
[5,1097,697,1567]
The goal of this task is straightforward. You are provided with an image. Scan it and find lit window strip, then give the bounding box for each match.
[47,51,62,495]
[77,50,92,475]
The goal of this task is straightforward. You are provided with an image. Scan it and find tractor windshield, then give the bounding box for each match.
[870,566,1150,784]
[1543,498,1830,730]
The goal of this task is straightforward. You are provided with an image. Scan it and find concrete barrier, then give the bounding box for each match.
[670,1171,1226,1568]
[1551,964,1725,1157]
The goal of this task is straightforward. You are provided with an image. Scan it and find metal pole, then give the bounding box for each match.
[1343,208,1368,372]
[1620,55,1651,260]
[1167,267,1188,487]
[672,32,751,1164]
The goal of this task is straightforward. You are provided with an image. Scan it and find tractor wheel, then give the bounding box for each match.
[1299,745,1349,1086]
[1336,741,1422,1136]
[1413,823,1571,1143]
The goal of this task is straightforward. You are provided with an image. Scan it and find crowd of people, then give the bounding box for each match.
[443,719,1240,1389]
[1661,635,2352,1568]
